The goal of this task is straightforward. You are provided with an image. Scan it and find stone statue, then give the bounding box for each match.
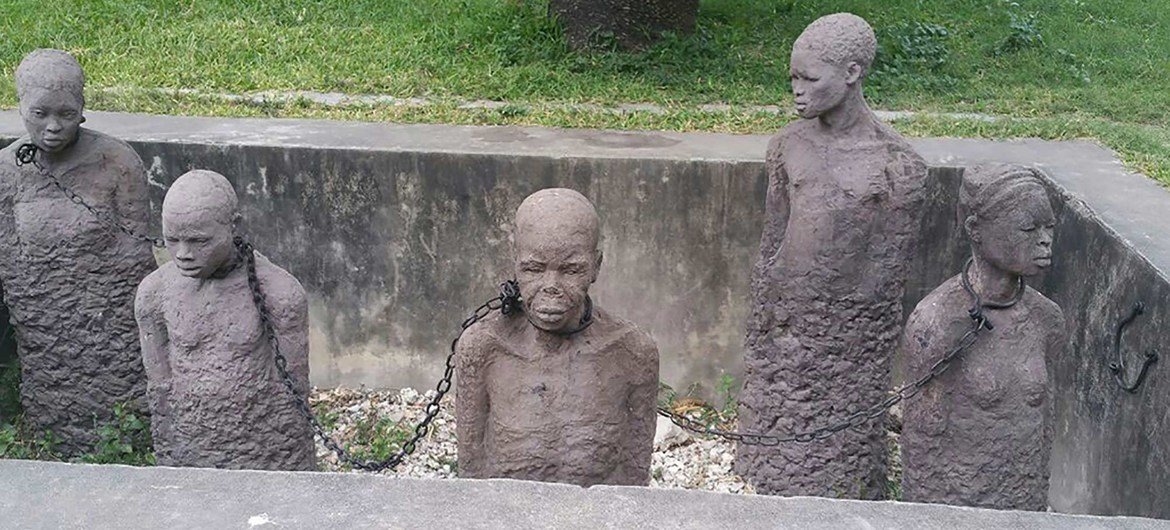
[135,170,315,470]
[900,165,1064,510]
[736,13,928,498]
[0,49,156,455]
[456,188,659,486]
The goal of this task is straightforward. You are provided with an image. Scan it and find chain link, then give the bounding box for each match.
[238,235,520,472]
[660,265,1009,446]
[14,143,166,248]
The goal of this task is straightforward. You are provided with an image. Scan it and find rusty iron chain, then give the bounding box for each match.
[660,258,1016,446]
[14,143,166,248]
[239,234,521,472]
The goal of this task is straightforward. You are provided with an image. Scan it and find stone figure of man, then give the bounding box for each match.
[0,49,156,455]
[900,165,1065,510]
[135,170,315,470]
[456,188,659,486]
[736,13,928,498]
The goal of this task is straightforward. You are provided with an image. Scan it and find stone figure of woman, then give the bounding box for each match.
[0,49,156,455]
[899,164,1066,510]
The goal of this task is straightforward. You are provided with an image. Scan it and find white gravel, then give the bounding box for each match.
[309,386,754,494]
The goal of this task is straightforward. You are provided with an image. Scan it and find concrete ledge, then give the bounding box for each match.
[0,460,1166,529]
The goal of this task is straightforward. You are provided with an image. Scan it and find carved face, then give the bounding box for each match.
[162,209,237,279]
[969,185,1056,277]
[513,227,600,333]
[20,86,83,153]
[789,52,858,119]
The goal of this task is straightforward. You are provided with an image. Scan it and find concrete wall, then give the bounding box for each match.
[0,112,1168,519]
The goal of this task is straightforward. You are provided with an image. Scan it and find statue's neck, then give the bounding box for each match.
[968,254,1022,306]
[816,89,871,136]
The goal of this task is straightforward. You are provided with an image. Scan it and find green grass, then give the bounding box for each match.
[1,0,1168,183]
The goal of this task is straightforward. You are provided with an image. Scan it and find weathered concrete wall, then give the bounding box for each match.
[0,113,1167,519]
[3,460,1167,529]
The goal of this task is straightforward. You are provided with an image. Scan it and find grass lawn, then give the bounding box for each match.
[1,0,1168,183]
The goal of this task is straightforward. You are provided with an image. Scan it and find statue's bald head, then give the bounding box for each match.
[792,13,877,76]
[512,189,603,333]
[162,170,242,279]
[15,49,85,103]
[513,188,600,256]
[163,170,239,225]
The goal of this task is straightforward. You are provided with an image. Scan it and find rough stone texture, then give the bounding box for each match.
[457,189,659,486]
[737,13,928,499]
[0,50,155,455]
[901,165,1065,510]
[0,113,1167,518]
[2,461,1168,530]
[135,170,314,470]
[549,0,699,51]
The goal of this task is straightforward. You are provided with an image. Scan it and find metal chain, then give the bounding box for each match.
[14,143,166,248]
[661,260,1015,446]
[238,235,521,472]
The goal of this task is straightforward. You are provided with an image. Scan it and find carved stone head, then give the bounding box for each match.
[162,170,241,279]
[960,165,1056,277]
[789,13,876,119]
[512,188,603,333]
[15,49,86,154]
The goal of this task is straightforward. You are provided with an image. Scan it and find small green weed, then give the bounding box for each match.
[0,416,60,461]
[998,5,1045,54]
[77,403,155,466]
[348,413,412,464]
[715,373,739,421]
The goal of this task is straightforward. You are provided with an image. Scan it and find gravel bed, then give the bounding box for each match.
[309,387,753,493]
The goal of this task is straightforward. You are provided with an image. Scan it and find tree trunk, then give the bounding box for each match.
[549,0,700,51]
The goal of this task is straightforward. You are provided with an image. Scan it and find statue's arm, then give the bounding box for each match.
[0,167,18,279]
[113,147,152,240]
[626,330,660,478]
[887,151,929,257]
[758,133,791,268]
[262,263,311,398]
[455,326,490,478]
[897,297,950,436]
[134,275,173,450]
[1043,304,1068,446]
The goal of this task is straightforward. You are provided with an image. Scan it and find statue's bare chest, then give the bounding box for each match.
[162,277,265,366]
[10,165,116,249]
[487,343,626,431]
[783,140,893,205]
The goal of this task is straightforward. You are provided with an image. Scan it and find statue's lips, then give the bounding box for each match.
[529,304,569,320]
[1034,256,1052,267]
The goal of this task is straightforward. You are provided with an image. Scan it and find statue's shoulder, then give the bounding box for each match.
[136,262,178,313]
[771,119,815,151]
[1024,286,1064,326]
[592,307,658,361]
[872,120,927,167]
[905,275,966,331]
[0,137,31,176]
[456,311,513,360]
[0,136,28,157]
[254,254,307,312]
[79,128,145,169]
